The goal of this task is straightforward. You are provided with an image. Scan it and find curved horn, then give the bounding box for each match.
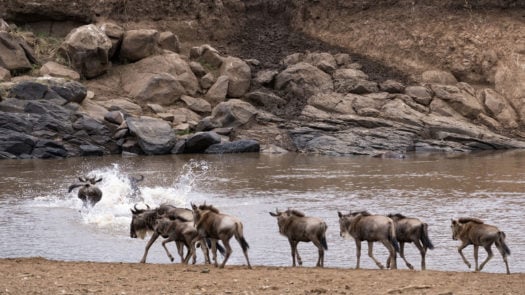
[79,176,86,182]
[95,177,103,183]
[145,204,150,210]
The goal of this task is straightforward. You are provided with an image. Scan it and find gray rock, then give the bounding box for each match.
[184,131,221,153]
[205,139,260,154]
[275,62,333,98]
[219,56,251,98]
[126,116,176,155]
[120,29,160,62]
[158,31,180,53]
[79,144,104,156]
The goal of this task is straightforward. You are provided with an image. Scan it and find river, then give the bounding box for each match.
[0,151,523,273]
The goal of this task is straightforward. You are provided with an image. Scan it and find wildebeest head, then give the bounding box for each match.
[269,208,304,235]
[130,204,153,239]
[68,176,103,207]
[337,211,371,238]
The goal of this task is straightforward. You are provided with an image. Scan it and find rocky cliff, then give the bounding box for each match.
[1,0,525,159]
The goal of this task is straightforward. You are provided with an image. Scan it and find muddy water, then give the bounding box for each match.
[0,151,523,273]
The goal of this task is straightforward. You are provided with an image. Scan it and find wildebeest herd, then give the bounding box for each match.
[69,175,512,274]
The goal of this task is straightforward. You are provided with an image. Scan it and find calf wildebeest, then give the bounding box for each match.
[68,176,103,207]
[451,217,510,274]
[269,208,328,267]
[338,211,399,269]
[128,175,144,200]
[387,213,434,270]
[191,203,252,269]
[154,215,206,264]
[130,204,212,264]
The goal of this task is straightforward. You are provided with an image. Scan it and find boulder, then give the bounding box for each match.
[245,90,287,110]
[480,88,519,128]
[190,61,207,78]
[333,68,369,80]
[379,80,405,93]
[98,22,124,58]
[303,52,337,74]
[210,99,258,128]
[275,62,334,98]
[0,66,10,81]
[205,139,260,154]
[205,75,229,104]
[98,98,142,116]
[48,80,87,104]
[183,131,221,153]
[79,144,104,156]
[60,24,112,79]
[307,92,355,115]
[104,111,125,125]
[120,29,160,62]
[334,78,379,94]
[0,31,34,72]
[431,84,483,119]
[200,72,215,89]
[405,85,433,106]
[126,116,176,155]
[40,61,80,81]
[254,69,278,85]
[121,53,199,103]
[158,31,180,53]
[219,56,251,97]
[180,95,212,114]
[0,129,36,156]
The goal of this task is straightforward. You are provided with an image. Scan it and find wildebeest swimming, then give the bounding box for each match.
[68,176,103,207]
[269,208,328,267]
[128,175,144,200]
[130,204,212,264]
[191,203,252,269]
[338,211,399,269]
[451,217,511,274]
[388,213,434,270]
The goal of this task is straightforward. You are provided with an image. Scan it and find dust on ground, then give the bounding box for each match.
[1,258,523,294]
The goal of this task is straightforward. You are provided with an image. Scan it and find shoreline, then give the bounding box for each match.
[1,257,523,294]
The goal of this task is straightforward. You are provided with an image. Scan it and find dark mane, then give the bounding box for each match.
[389,213,406,219]
[199,204,220,213]
[458,217,484,224]
[168,215,190,222]
[351,210,371,216]
[287,209,305,217]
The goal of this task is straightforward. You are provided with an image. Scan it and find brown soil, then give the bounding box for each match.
[1,258,523,294]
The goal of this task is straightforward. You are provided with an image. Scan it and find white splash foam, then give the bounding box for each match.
[30,160,211,231]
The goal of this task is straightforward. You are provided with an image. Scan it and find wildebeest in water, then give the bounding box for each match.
[128,175,144,200]
[269,208,328,267]
[68,176,103,207]
[338,210,399,269]
[191,203,252,269]
[451,217,510,274]
[388,213,434,270]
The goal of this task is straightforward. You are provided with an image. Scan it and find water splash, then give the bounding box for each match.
[31,160,211,231]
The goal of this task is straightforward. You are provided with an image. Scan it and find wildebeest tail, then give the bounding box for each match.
[420,223,434,250]
[321,236,328,250]
[389,222,400,252]
[235,222,250,251]
[320,222,328,250]
[497,231,511,256]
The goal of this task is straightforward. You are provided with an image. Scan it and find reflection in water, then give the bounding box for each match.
[0,151,524,273]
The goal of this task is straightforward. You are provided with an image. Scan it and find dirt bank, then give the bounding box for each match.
[1,258,523,294]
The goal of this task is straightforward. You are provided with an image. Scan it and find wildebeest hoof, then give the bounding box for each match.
[407,264,414,270]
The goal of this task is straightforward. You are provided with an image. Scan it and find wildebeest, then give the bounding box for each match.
[388,213,434,270]
[128,175,144,200]
[153,215,207,264]
[451,217,510,274]
[191,203,252,269]
[130,204,212,264]
[338,211,399,269]
[68,176,103,207]
[269,208,328,267]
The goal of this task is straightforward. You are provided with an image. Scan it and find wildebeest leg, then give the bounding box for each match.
[312,240,325,268]
[200,238,211,264]
[413,239,426,270]
[457,241,472,269]
[176,241,185,262]
[398,241,414,270]
[161,237,176,262]
[182,242,192,264]
[369,241,385,269]
[219,237,232,269]
[354,239,362,269]
[473,244,480,271]
[140,232,159,263]
[289,239,298,267]
[210,239,219,267]
[478,244,494,272]
[386,241,397,270]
